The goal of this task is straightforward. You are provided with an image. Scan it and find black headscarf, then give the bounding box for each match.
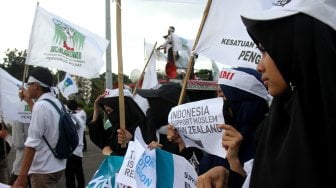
[199,68,269,175]
[242,14,336,188]
[220,67,269,163]
[89,96,145,156]
[137,83,183,153]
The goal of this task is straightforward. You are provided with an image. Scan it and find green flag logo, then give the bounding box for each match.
[52,18,85,51]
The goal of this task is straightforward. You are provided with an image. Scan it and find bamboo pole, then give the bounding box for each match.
[20,64,29,103]
[178,0,213,105]
[22,64,29,85]
[133,41,158,95]
[115,0,126,148]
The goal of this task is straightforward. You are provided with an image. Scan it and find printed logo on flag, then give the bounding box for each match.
[24,105,30,112]
[50,18,85,59]
[63,77,74,90]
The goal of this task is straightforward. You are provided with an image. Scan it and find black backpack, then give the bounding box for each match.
[42,99,79,159]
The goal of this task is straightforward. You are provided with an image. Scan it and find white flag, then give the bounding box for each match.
[0,68,31,123]
[171,33,194,69]
[194,0,265,69]
[133,42,159,114]
[142,42,159,89]
[57,73,78,99]
[25,5,109,78]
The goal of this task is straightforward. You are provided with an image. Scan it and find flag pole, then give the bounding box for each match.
[105,0,113,89]
[133,41,158,95]
[178,0,212,105]
[21,64,29,87]
[115,0,126,148]
[21,2,40,87]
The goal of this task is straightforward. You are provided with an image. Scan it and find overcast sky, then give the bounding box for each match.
[0,0,208,76]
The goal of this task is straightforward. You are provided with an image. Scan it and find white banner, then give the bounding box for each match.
[116,139,147,187]
[25,5,109,78]
[156,148,197,188]
[0,68,31,123]
[116,128,197,188]
[194,0,265,69]
[57,73,78,99]
[116,137,157,188]
[168,97,226,158]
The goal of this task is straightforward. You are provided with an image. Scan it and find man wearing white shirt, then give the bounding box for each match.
[14,67,66,188]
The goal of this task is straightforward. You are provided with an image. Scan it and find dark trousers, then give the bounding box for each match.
[65,154,85,188]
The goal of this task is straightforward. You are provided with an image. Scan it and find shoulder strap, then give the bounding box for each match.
[42,98,61,114]
[41,98,62,156]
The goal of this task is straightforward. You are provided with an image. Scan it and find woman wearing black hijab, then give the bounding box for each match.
[197,67,269,188]
[136,82,182,154]
[241,1,336,187]
[88,89,146,156]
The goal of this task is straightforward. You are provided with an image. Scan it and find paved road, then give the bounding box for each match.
[6,135,106,187]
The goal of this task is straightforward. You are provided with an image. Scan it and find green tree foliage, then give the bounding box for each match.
[195,69,213,81]
[0,49,31,81]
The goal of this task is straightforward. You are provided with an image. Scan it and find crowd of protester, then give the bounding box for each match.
[1,1,335,188]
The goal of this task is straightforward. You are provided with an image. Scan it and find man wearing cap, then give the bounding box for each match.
[14,67,65,188]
